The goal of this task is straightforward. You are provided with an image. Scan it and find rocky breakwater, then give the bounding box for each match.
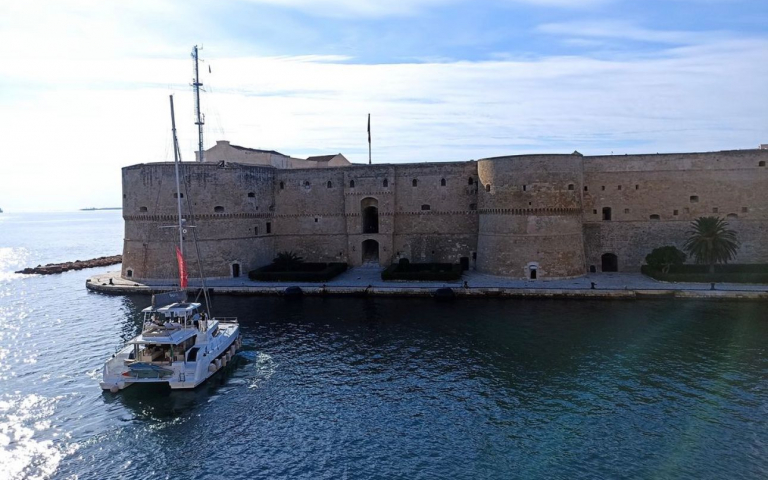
[16,255,122,275]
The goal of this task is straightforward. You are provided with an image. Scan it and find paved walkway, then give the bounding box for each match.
[86,267,768,300]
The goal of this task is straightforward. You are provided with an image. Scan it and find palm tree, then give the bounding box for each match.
[683,217,739,274]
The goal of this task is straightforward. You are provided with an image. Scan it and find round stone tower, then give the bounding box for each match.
[476,153,585,279]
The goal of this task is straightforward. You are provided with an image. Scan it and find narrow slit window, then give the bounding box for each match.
[266,222,271,234]
[421,204,431,211]
[383,179,388,187]
[412,179,418,187]
[350,180,355,188]
[327,181,332,188]
[440,178,446,187]
[650,214,660,221]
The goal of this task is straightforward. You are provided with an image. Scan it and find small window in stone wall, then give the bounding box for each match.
[421,204,431,211]
[279,181,285,190]
[126,269,133,278]
[214,206,224,212]
[266,222,271,234]
[304,181,311,188]
[568,184,574,190]
[584,186,588,192]
[468,177,474,185]
[139,206,147,212]
[742,206,748,213]
[635,185,639,190]
[123,194,126,199]
[383,179,388,187]
[602,207,612,221]
[601,186,605,191]
[593,209,597,214]
[350,180,355,188]
[315,218,319,222]
[486,184,491,192]
[327,181,332,188]
[254,226,258,235]
[712,207,718,213]
[247,192,256,198]
[469,203,477,210]
[618,185,622,190]
[650,214,660,221]
[440,178,446,187]
[522,185,527,191]
[690,195,699,203]
[412,179,418,187]
[624,208,630,214]
[673,209,679,216]
[760,161,766,167]
[174,192,184,198]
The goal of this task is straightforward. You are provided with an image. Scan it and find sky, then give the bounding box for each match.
[0,0,766,212]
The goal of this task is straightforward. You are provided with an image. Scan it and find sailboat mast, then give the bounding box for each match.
[169,94,184,256]
[192,45,204,163]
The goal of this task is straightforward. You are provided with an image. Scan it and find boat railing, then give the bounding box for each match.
[213,316,238,323]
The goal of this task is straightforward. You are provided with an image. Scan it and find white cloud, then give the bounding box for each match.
[239,0,608,18]
[537,20,730,45]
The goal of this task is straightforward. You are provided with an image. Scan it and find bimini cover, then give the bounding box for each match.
[152,290,188,308]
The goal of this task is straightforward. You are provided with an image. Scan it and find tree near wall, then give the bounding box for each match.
[683,217,739,274]
[273,251,304,271]
[645,246,686,274]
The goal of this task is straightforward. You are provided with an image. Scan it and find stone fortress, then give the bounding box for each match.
[121,141,768,282]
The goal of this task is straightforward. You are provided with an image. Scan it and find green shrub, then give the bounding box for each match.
[249,262,347,282]
[641,264,768,283]
[645,246,686,274]
[381,262,462,281]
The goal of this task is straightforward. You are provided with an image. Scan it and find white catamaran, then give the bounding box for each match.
[101,46,240,392]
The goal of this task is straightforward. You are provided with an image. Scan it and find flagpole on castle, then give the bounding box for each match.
[368,113,371,165]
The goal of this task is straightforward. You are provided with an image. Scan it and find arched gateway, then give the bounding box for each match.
[362,239,379,264]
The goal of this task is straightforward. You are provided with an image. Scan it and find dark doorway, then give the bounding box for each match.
[362,240,379,264]
[460,257,469,271]
[361,197,379,234]
[232,263,241,278]
[602,207,612,221]
[601,253,618,272]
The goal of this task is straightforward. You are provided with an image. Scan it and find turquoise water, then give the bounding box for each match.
[0,212,767,479]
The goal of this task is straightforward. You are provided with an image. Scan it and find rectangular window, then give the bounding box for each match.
[254,226,258,235]
[635,185,639,190]
[742,207,748,213]
[618,185,622,191]
[673,210,678,216]
[712,207,718,213]
[624,208,630,214]
[584,186,588,192]
[601,186,605,191]
[266,222,272,234]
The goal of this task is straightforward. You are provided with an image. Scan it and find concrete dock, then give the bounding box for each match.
[86,267,768,300]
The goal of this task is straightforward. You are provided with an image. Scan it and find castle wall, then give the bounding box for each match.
[121,148,768,281]
[477,154,585,278]
[122,162,275,281]
[582,150,768,271]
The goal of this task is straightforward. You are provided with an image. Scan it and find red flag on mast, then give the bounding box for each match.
[176,246,188,289]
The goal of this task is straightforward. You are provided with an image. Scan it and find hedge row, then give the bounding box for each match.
[249,262,348,282]
[641,265,768,284]
[382,262,463,281]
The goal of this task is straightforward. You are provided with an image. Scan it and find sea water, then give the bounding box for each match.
[0,211,766,479]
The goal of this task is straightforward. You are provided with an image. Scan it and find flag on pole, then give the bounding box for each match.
[175,246,188,289]
[367,113,371,165]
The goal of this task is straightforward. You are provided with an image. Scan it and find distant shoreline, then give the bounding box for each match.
[80,207,121,211]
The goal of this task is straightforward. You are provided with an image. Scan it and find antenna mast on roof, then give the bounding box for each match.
[192,45,205,162]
